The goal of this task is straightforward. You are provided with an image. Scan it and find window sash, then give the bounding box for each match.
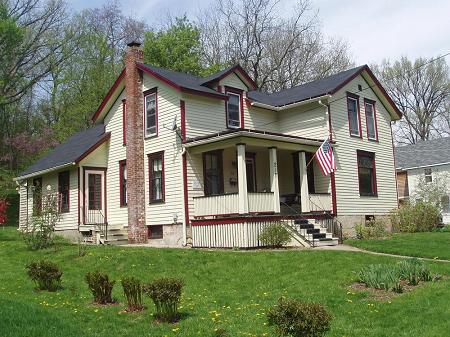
[358,152,376,196]
[88,174,102,210]
[58,171,70,213]
[424,168,432,183]
[204,151,224,196]
[145,92,157,136]
[149,153,164,202]
[365,102,377,140]
[227,92,241,128]
[347,96,360,136]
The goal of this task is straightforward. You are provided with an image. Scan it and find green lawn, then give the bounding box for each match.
[346,232,450,260]
[1,228,449,337]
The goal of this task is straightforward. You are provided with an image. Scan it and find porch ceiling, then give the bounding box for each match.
[184,130,327,154]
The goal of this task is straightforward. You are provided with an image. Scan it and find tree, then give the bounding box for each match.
[143,16,206,76]
[197,0,353,91]
[374,56,450,145]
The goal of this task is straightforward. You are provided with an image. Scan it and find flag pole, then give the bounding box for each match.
[306,137,327,167]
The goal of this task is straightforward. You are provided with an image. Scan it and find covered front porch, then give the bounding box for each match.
[185,130,334,220]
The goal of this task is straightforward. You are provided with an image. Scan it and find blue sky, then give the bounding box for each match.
[70,0,450,65]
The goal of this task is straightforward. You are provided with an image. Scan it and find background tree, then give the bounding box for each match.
[374,56,450,145]
[197,0,353,91]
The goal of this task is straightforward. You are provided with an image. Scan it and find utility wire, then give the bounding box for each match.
[253,52,450,130]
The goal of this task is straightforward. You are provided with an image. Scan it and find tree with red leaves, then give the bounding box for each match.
[0,198,9,228]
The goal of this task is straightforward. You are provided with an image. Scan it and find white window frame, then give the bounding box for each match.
[424,168,432,183]
[365,101,377,141]
[144,91,157,137]
[226,92,241,129]
[347,96,361,137]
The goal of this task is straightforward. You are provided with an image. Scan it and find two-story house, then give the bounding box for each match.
[14,42,401,247]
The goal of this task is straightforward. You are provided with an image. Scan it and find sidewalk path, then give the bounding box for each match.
[315,244,450,263]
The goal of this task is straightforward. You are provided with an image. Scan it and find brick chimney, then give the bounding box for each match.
[125,41,148,244]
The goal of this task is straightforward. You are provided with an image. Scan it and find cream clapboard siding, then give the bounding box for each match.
[278,103,328,140]
[103,90,128,228]
[142,73,185,227]
[18,183,30,228]
[39,167,79,231]
[330,74,398,216]
[186,152,204,219]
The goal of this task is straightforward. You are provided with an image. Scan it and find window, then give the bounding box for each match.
[119,160,127,206]
[365,99,378,140]
[88,174,102,210]
[203,150,224,196]
[149,152,164,203]
[148,225,163,239]
[58,171,70,213]
[424,168,432,183]
[32,177,42,215]
[144,89,157,137]
[347,93,361,137]
[246,153,257,193]
[357,151,377,196]
[122,99,126,145]
[225,88,242,128]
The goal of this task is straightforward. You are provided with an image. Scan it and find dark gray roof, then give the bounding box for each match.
[247,66,366,106]
[18,124,107,178]
[140,63,227,97]
[395,137,450,170]
[199,65,237,85]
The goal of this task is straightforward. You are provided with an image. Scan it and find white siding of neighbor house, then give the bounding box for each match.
[330,74,398,216]
[278,103,329,140]
[103,90,128,229]
[406,164,450,197]
[142,73,185,229]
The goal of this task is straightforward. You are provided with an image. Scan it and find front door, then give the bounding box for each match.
[84,169,105,224]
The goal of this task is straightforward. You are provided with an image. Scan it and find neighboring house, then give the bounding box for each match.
[14,42,401,248]
[395,137,450,224]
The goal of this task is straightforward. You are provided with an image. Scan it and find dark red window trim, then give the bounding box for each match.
[346,92,362,138]
[148,151,165,203]
[144,87,158,138]
[122,99,126,146]
[119,160,127,207]
[364,98,379,141]
[357,150,378,197]
[224,86,244,129]
[58,170,70,213]
[202,149,224,196]
[180,99,186,141]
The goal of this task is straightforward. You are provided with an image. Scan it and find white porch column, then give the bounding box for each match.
[269,147,281,213]
[299,151,310,213]
[237,143,249,214]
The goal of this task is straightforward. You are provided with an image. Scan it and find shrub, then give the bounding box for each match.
[85,271,115,304]
[267,298,332,337]
[390,202,440,233]
[143,277,183,322]
[121,276,144,311]
[259,222,291,248]
[26,260,62,291]
[354,218,389,240]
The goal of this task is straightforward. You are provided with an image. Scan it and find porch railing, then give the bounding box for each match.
[194,192,274,217]
[309,193,332,212]
[80,207,108,241]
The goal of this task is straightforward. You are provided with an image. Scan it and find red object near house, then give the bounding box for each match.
[0,199,9,225]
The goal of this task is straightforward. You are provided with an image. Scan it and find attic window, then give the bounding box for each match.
[144,88,158,137]
[225,87,243,128]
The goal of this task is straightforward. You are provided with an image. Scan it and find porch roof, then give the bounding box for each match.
[184,129,330,152]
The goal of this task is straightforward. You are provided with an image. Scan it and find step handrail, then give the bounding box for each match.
[280,201,315,247]
[308,197,343,243]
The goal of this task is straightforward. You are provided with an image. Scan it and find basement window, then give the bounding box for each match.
[148,225,163,239]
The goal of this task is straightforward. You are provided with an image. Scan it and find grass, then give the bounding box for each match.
[0,228,449,337]
[346,232,450,260]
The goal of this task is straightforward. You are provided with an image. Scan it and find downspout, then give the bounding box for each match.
[181,146,187,246]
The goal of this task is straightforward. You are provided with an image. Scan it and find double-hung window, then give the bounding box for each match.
[226,88,242,128]
[149,152,164,203]
[33,177,42,215]
[347,93,361,137]
[119,160,127,206]
[365,99,378,141]
[144,89,157,137]
[58,171,70,213]
[357,151,377,196]
[424,168,432,183]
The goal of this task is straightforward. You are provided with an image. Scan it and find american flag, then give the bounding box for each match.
[315,138,336,176]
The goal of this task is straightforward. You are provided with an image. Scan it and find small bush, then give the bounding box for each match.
[26,260,62,291]
[267,298,332,337]
[390,202,440,233]
[354,218,390,240]
[143,277,183,322]
[122,276,144,311]
[85,271,115,304]
[259,223,291,247]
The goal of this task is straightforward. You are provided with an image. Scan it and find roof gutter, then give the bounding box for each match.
[250,94,332,111]
[396,161,450,171]
[13,162,76,182]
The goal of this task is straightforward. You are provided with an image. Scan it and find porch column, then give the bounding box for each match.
[298,151,310,213]
[269,147,281,213]
[237,143,249,214]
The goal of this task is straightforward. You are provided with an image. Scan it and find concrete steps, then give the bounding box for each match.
[282,218,339,247]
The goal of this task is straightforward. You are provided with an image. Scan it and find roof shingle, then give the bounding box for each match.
[395,137,450,170]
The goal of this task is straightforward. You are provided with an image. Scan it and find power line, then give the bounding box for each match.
[253,52,450,130]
